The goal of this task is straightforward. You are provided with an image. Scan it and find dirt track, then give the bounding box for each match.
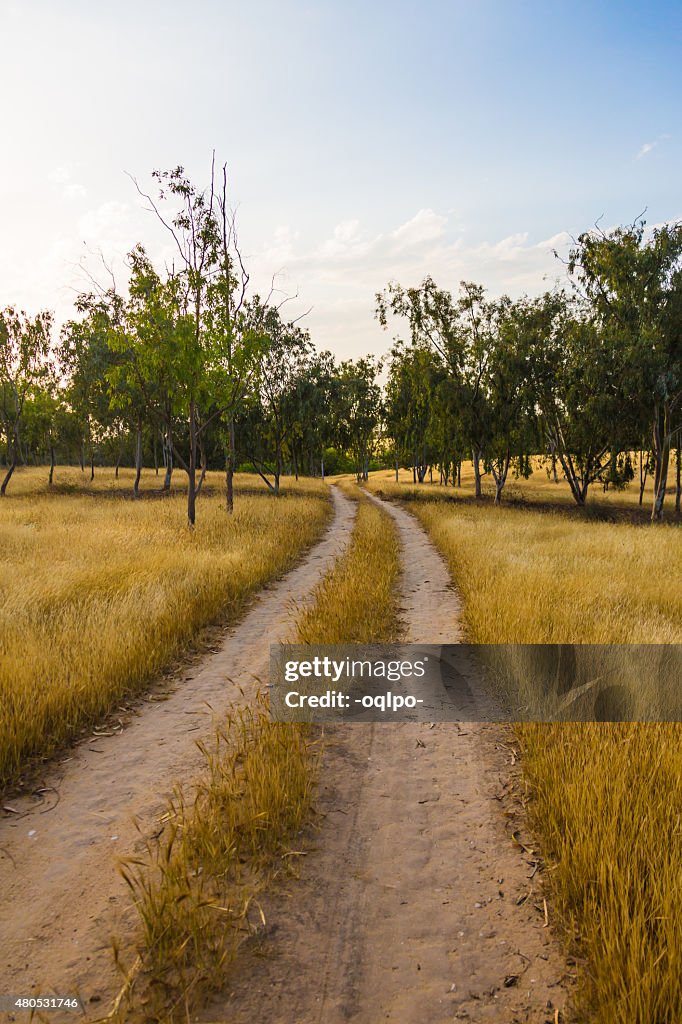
[201,492,570,1023]
[0,488,356,1013]
[0,486,569,1023]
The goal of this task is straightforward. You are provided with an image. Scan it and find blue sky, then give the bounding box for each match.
[1,0,680,356]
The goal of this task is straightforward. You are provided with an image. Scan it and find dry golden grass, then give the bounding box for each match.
[117,696,318,1023]
[0,467,330,787]
[365,477,682,644]
[296,482,401,644]
[366,451,682,516]
[365,478,682,1023]
[519,721,682,1023]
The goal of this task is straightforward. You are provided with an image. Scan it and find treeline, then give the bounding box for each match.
[0,163,383,524]
[1,158,681,524]
[378,219,682,522]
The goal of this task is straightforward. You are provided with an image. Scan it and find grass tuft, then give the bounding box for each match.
[116,696,319,1022]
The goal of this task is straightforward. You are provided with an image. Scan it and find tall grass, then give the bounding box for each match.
[116,696,318,1023]
[0,468,330,787]
[370,482,682,1023]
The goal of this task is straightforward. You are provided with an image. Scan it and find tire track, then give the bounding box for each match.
[205,489,570,1024]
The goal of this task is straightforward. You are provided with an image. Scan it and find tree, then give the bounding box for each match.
[0,308,52,495]
[287,350,339,480]
[523,292,629,507]
[205,169,258,512]
[567,219,682,521]
[21,381,72,485]
[377,278,496,497]
[337,356,383,481]
[242,297,313,494]
[60,291,124,479]
[385,341,441,482]
[134,163,222,525]
[482,297,537,504]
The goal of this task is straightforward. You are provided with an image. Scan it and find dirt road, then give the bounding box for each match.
[202,492,569,1023]
[1,486,569,1023]
[0,488,356,1012]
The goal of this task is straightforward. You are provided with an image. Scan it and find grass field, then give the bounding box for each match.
[367,454,682,518]
[364,473,682,1023]
[0,467,330,788]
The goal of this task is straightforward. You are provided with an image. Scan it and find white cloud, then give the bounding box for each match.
[47,164,88,201]
[636,134,671,159]
[391,208,447,248]
[248,210,570,359]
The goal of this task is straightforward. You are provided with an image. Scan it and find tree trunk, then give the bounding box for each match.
[321,453,325,481]
[133,419,143,497]
[553,440,587,507]
[226,418,235,514]
[275,442,282,495]
[652,405,670,522]
[0,452,17,496]
[187,400,197,527]
[395,458,399,483]
[196,429,207,496]
[153,433,159,476]
[163,425,173,491]
[639,449,648,505]
[676,444,681,514]
[48,444,55,487]
[492,450,511,505]
[79,443,85,473]
[90,452,95,481]
[472,448,482,499]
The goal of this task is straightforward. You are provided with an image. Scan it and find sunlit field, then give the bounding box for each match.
[0,467,330,788]
[366,452,682,517]
[364,480,682,645]
[364,473,682,1023]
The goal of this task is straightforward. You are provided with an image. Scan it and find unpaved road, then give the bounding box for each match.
[1,486,569,1024]
[0,488,356,1013]
[201,491,569,1023]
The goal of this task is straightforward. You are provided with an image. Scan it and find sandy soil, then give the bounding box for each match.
[200,491,570,1023]
[0,488,356,1016]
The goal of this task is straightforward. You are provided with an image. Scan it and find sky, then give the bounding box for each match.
[0,0,680,359]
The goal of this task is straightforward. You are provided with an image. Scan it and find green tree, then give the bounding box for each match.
[567,219,682,520]
[337,356,383,481]
[0,307,52,495]
[242,297,313,494]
